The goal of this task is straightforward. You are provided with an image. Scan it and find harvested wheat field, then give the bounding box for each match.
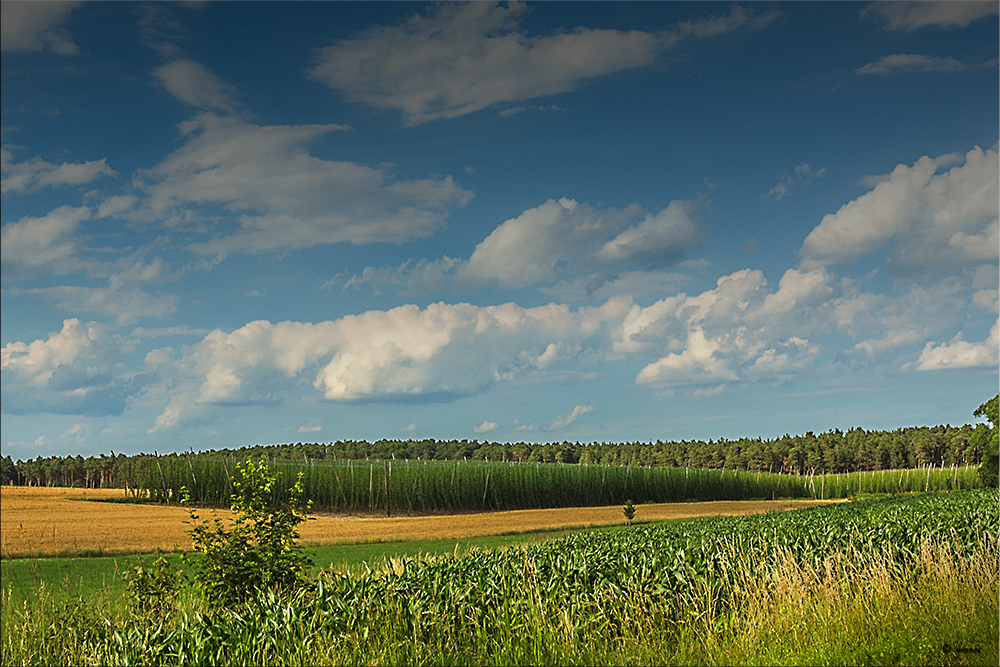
[1,486,200,557]
[0,485,839,557]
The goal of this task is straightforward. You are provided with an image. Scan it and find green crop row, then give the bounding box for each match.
[129,455,981,512]
[317,488,996,617]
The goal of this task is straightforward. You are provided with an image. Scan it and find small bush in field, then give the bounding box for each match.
[182,458,313,605]
[124,555,178,620]
[623,498,636,525]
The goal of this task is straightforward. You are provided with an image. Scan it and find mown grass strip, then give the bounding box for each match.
[0,526,592,603]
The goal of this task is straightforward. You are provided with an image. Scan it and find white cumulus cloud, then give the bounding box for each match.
[345,197,702,294]
[474,420,499,434]
[861,1,999,30]
[548,404,594,430]
[620,268,831,389]
[1,319,140,416]
[11,258,179,324]
[615,264,963,388]
[298,421,322,434]
[836,281,967,367]
[635,328,741,387]
[2,148,116,194]
[147,298,628,431]
[917,319,1000,370]
[0,1,80,54]
[856,53,967,75]
[1,205,90,281]
[309,2,778,124]
[144,269,991,430]
[152,60,240,112]
[309,2,662,125]
[799,146,998,276]
[135,113,471,252]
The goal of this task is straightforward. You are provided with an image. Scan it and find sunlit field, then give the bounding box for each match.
[0,484,837,557]
[2,489,995,666]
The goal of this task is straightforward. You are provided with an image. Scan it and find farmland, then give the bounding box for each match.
[1,395,995,666]
[2,488,996,666]
[24,453,983,514]
[0,484,837,558]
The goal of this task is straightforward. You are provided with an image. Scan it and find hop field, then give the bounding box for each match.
[129,455,980,513]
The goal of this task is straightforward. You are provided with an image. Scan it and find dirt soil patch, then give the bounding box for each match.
[1,485,839,557]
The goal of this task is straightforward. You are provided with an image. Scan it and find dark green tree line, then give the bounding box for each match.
[6,408,994,489]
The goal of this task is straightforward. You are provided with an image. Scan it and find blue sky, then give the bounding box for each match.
[2,1,997,461]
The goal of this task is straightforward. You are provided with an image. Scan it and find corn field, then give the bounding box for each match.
[126,455,981,512]
[5,489,994,666]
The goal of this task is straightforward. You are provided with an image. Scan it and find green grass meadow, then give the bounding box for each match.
[1,527,588,606]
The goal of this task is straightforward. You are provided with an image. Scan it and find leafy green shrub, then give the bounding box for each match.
[622,499,636,525]
[182,458,313,605]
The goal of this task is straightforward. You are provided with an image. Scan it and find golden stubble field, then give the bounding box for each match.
[0,485,839,557]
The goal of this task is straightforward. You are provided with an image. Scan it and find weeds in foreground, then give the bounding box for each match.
[3,533,994,666]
